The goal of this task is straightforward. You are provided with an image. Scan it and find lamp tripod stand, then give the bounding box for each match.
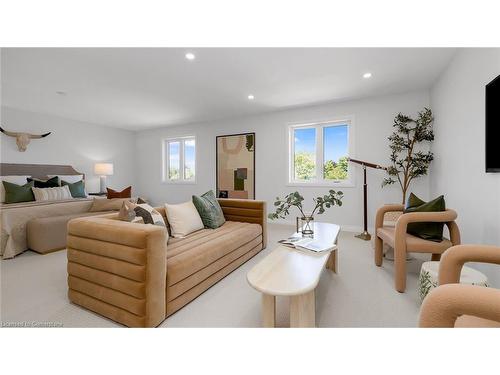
[348,158,387,241]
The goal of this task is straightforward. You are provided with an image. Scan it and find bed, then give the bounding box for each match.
[0,163,95,259]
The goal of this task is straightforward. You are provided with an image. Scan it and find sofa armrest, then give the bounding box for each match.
[419,284,500,327]
[217,199,267,249]
[439,244,500,285]
[67,216,168,327]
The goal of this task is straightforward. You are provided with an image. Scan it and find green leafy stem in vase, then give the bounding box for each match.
[268,190,344,220]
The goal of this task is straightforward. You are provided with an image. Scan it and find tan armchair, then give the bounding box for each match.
[419,245,500,327]
[374,204,461,292]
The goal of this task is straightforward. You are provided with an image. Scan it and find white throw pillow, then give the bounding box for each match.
[164,201,204,238]
[0,175,31,203]
[32,185,73,202]
[48,174,84,184]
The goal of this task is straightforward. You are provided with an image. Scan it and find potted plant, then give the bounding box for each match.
[382,108,435,204]
[268,190,343,235]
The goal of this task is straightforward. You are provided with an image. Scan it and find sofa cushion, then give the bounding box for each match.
[164,201,204,238]
[166,220,262,286]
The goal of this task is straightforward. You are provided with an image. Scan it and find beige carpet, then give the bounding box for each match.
[1,224,427,327]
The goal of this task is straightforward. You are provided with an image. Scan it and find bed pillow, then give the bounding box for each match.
[27,176,60,188]
[48,174,83,184]
[0,175,31,202]
[2,180,35,203]
[404,193,446,242]
[32,185,73,201]
[192,190,226,229]
[134,203,166,227]
[61,179,87,198]
[164,201,204,238]
[107,186,132,199]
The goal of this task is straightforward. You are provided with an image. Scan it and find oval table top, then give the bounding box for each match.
[247,222,340,296]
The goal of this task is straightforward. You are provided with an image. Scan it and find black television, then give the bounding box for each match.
[486,74,500,172]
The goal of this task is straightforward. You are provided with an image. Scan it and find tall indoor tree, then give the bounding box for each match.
[382,108,434,204]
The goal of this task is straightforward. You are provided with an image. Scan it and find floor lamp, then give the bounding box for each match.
[348,158,387,241]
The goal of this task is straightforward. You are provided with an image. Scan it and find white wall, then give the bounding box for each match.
[0,106,136,193]
[430,48,500,287]
[135,90,431,231]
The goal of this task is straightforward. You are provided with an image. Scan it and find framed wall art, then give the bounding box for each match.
[216,132,255,199]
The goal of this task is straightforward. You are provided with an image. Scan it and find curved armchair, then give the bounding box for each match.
[419,245,500,327]
[374,205,461,292]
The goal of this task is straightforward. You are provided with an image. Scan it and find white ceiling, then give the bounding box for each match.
[1,48,456,131]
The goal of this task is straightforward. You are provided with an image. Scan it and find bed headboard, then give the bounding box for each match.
[0,163,85,179]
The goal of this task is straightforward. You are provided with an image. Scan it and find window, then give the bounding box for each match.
[289,120,351,185]
[163,137,196,183]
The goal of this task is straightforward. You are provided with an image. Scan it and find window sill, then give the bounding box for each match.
[286,181,355,188]
[162,180,197,185]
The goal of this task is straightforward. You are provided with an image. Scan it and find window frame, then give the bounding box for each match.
[162,136,197,184]
[287,118,354,187]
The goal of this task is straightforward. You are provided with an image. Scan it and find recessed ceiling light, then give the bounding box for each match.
[247,95,255,100]
[363,72,372,79]
[56,91,67,95]
[185,52,195,60]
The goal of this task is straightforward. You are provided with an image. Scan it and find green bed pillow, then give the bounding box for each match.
[27,176,59,188]
[3,180,35,203]
[61,179,86,198]
[404,193,445,242]
[192,190,226,229]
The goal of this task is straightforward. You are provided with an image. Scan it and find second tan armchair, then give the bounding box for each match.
[374,204,461,293]
[419,245,500,327]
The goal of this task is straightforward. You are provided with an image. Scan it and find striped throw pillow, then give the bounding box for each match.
[32,185,73,202]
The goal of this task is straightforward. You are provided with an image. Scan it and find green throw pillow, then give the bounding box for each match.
[404,193,445,242]
[62,179,86,198]
[192,190,226,229]
[3,180,35,203]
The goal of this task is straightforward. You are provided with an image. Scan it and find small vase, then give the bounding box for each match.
[297,216,314,237]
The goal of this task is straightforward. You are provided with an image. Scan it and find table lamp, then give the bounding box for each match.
[94,163,114,193]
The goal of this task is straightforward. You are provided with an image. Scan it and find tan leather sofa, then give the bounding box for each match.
[66,199,267,327]
[419,244,500,327]
[374,204,461,292]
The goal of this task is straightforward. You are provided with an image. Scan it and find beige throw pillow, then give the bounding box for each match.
[32,185,73,201]
[118,200,137,221]
[90,197,133,212]
[164,201,204,238]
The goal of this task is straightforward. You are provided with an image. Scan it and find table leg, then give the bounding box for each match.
[262,294,276,327]
[326,248,338,273]
[290,290,315,328]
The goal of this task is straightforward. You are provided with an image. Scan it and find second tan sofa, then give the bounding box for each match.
[66,199,267,327]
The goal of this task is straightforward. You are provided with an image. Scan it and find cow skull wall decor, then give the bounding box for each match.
[0,126,51,152]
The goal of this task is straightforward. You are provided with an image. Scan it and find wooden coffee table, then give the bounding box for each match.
[247,222,340,328]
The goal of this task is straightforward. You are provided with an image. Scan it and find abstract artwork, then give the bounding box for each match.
[216,133,255,199]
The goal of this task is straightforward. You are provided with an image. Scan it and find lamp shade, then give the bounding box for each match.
[94,163,114,176]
